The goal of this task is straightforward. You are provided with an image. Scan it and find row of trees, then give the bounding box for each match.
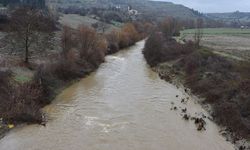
[0,0,46,8]
[5,5,146,65]
[60,22,145,70]
[158,17,203,47]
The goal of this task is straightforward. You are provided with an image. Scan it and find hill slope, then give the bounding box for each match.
[206,11,250,26]
[48,0,203,21]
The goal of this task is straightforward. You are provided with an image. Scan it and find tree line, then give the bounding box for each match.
[0,0,46,8]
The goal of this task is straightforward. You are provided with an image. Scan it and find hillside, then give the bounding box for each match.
[48,0,203,21]
[206,11,250,27]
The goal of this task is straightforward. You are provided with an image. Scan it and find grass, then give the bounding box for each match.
[14,75,31,83]
[111,20,123,27]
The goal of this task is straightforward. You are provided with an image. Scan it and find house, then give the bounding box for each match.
[128,6,138,16]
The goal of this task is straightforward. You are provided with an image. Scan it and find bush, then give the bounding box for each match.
[105,30,120,54]
[135,22,155,39]
[61,26,76,57]
[214,102,250,138]
[121,23,139,45]
[117,31,130,49]
[105,23,144,54]
[0,70,44,124]
[143,32,194,67]
[0,70,12,104]
[143,32,165,66]
[78,25,107,68]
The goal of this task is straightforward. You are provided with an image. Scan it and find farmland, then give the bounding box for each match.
[181,28,250,61]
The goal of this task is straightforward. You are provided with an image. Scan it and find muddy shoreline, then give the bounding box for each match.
[0,73,84,139]
[153,62,250,150]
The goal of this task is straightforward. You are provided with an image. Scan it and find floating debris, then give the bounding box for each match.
[202,114,207,119]
[194,118,206,131]
[208,116,213,121]
[239,145,246,150]
[8,124,14,129]
[183,114,190,120]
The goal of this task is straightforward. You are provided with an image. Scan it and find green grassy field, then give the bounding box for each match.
[181,28,250,35]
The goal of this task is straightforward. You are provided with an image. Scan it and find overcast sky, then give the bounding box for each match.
[155,0,250,13]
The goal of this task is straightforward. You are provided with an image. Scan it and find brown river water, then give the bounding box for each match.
[0,41,234,150]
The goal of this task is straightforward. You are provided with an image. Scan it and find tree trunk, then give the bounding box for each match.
[25,35,29,63]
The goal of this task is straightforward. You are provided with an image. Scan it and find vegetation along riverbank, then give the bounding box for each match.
[143,17,250,149]
[0,5,153,138]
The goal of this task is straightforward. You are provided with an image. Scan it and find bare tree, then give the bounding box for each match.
[78,25,107,67]
[61,25,74,57]
[160,17,181,39]
[8,7,55,63]
[78,25,97,59]
[194,18,204,48]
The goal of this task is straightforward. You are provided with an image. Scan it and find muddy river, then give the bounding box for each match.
[0,41,234,150]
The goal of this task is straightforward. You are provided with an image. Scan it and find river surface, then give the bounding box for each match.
[0,41,234,150]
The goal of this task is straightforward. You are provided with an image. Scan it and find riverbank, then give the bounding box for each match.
[0,21,145,140]
[143,33,250,149]
[153,62,250,150]
[0,40,235,150]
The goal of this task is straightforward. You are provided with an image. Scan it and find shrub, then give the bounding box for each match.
[143,32,165,66]
[143,32,194,67]
[132,21,155,39]
[3,82,44,123]
[105,30,120,54]
[52,60,82,81]
[214,102,250,138]
[121,23,139,46]
[0,70,12,104]
[78,25,107,68]
[61,26,76,57]
[117,31,130,49]
[0,71,44,124]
